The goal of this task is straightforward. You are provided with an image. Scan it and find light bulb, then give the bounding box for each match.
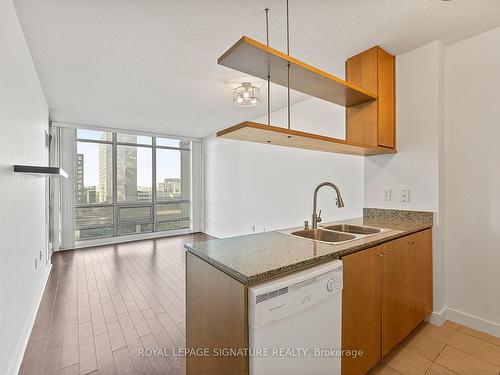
[236,97,243,103]
[242,92,250,98]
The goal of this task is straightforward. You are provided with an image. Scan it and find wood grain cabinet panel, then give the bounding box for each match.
[376,48,396,148]
[186,253,248,375]
[346,46,396,149]
[341,229,432,374]
[342,245,383,375]
[381,230,433,356]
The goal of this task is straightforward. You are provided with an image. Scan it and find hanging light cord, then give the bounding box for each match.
[265,8,271,126]
[286,0,291,130]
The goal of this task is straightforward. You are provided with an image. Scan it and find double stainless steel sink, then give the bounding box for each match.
[283,224,385,244]
[291,229,355,242]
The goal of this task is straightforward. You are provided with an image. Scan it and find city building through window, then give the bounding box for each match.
[74,129,191,241]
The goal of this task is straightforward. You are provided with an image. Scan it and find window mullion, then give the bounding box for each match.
[112,132,118,237]
[152,137,157,232]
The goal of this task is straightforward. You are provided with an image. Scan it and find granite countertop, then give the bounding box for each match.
[185,209,433,285]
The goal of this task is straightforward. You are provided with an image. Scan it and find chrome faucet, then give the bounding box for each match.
[312,182,345,229]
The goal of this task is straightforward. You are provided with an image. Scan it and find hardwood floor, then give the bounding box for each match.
[20,232,500,375]
[19,233,212,375]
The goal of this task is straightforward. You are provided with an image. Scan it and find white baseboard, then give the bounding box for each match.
[200,230,219,238]
[426,306,500,338]
[426,307,447,326]
[446,307,500,338]
[7,263,52,375]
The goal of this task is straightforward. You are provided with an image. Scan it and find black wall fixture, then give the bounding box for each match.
[14,165,68,178]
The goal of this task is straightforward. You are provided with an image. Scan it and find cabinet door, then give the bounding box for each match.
[382,230,432,356]
[346,46,396,149]
[342,246,383,375]
[346,47,378,147]
[409,229,433,322]
[376,47,396,148]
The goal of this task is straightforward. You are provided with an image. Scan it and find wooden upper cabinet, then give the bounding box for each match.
[346,46,396,149]
[381,230,433,356]
[342,245,382,375]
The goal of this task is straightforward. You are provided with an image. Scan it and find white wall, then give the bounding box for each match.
[204,98,364,238]
[364,41,446,315]
[364,31,500,336]
[0,1,51,374]
[364,41,443,211]
[444,26,500,336]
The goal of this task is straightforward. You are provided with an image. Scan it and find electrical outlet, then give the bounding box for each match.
[400,189,410,203]
[383,188,392,201]
[34,258,38,270]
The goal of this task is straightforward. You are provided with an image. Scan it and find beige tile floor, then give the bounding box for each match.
[369,320,500,375]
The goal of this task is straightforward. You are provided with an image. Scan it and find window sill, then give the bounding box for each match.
[65,227,195,250]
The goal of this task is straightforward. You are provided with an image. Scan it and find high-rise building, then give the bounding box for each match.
[98,142,112,202]
[98,134,138,202]
[85,186,97,204]
[117,142,138,202]
[136,187,152,201]
[158,178,182,200]
[75,153,85,203]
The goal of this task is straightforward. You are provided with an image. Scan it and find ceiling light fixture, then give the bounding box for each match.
[233,82,260,107]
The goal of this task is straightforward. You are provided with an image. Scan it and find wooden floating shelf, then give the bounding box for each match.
[218,36,378,107]
[217,122,396,156]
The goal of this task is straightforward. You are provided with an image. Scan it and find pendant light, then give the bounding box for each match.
[233,82,261,107]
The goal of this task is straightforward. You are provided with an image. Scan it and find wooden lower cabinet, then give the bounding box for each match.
[382,230,433,355]
[341,229,432,375]
[186,229,432,375]
[186,253,248,375]
[342,246,383,375]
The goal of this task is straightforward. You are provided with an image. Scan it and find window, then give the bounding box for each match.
[75,141,113,204]
[74,130,191,241]
[156,148,190,201]
[116,145,152,202]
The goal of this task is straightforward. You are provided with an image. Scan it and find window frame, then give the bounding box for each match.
[74,130,191,241]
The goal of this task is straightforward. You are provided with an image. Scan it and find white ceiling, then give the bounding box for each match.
[13,0,500,138]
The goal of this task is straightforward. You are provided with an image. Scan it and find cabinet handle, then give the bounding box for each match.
[408,240,415,245]
[377,252,388,257]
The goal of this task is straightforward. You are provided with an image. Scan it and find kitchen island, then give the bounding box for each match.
[184,208,433,375]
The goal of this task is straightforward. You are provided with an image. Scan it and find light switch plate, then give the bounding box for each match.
[400,189,410,203]
[383,188,392,201]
